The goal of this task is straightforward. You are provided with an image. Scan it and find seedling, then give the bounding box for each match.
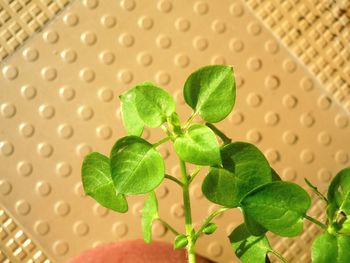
[81,65,350,263]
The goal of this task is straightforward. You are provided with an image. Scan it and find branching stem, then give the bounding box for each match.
[165,174,184,187]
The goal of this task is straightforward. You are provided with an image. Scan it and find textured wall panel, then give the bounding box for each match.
[0,0,73,61]
[245,0,350,112]
[0,0,349,262]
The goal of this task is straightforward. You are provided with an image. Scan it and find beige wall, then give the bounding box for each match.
[0,0,349,262]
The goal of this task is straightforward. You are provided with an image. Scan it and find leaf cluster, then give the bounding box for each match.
[81,65,350,263]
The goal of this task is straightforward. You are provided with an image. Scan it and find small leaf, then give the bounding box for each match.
[174,124,221,165]
[312,232,350,263]
[203,223,218,235]
[110,136,165,194]
[327,168,350,220]
[174,234,188,249]
[229,223,272,263]
[241,181,311,237]
[133,82,176,127]
[141,192,159,243]
[120,90,144,136]
[202,167,239,207]
[82,152,128,213]
[184,65,236,122]
[167,112,182,135]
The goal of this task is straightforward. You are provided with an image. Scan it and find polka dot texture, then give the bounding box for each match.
[0,0,349,262]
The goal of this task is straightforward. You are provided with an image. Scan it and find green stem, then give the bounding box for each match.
[165,174,184,187]
[157,218,180,236]
[179,159,196,263]
[205,123,231,145]
[194,207,229,241]
[153,137,170,147]
[304,178,328,203]
[269,250,289,263]
[184,111,197,129]
[189,166,203,184]
[304,215,327,229]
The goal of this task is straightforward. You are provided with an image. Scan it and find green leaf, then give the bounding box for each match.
[120,89,144,136]
[243,211,267,236]
[141,192,159,243]
[229,223,271,263]
[202,167,239,207]
[184,65,236,123]
[133,82,176,127]
[174,124,221,165]
[110,136,165,194]
[327,168,350,220]
[81,152,128,213]
[203,223,218,235]
[221,142,272,197]
[339,217,350,235]
[271,168,282,181]
[241,181,311,237]
[174,234,188,249]
[312,232,350,263]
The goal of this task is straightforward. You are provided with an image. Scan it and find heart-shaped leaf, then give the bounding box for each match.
[174,124,221,165]
[241,181,311,237]
[229,223,272,263]
[312,232,350,263]
[184,65,236,122]
[120,89,144,136]
[82,152,128,213]
[141,192,159,243]
[133,82,176,128]
[327,168,350,221]
[110,136,165,194]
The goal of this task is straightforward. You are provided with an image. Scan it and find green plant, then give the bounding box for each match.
[81,65,350,263]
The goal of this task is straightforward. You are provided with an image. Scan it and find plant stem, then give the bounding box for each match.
[184,112,197,129]
[269,250,289,263]
[304,178,328,204]
[194,207,229,241]
[189,166,203,184]
[153,137,170,147]
[304,215,327,229]
[179,159,196,263]
[205,123,231,145]
[165,174,184,187]
[157,218,180,236]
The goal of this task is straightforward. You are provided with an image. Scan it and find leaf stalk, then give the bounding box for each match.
[304,215,327,229]
[205,123,231,145]
[194,207,229,241]
[165,174,184,187]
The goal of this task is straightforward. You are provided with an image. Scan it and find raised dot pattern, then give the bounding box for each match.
[0,0,349,262]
